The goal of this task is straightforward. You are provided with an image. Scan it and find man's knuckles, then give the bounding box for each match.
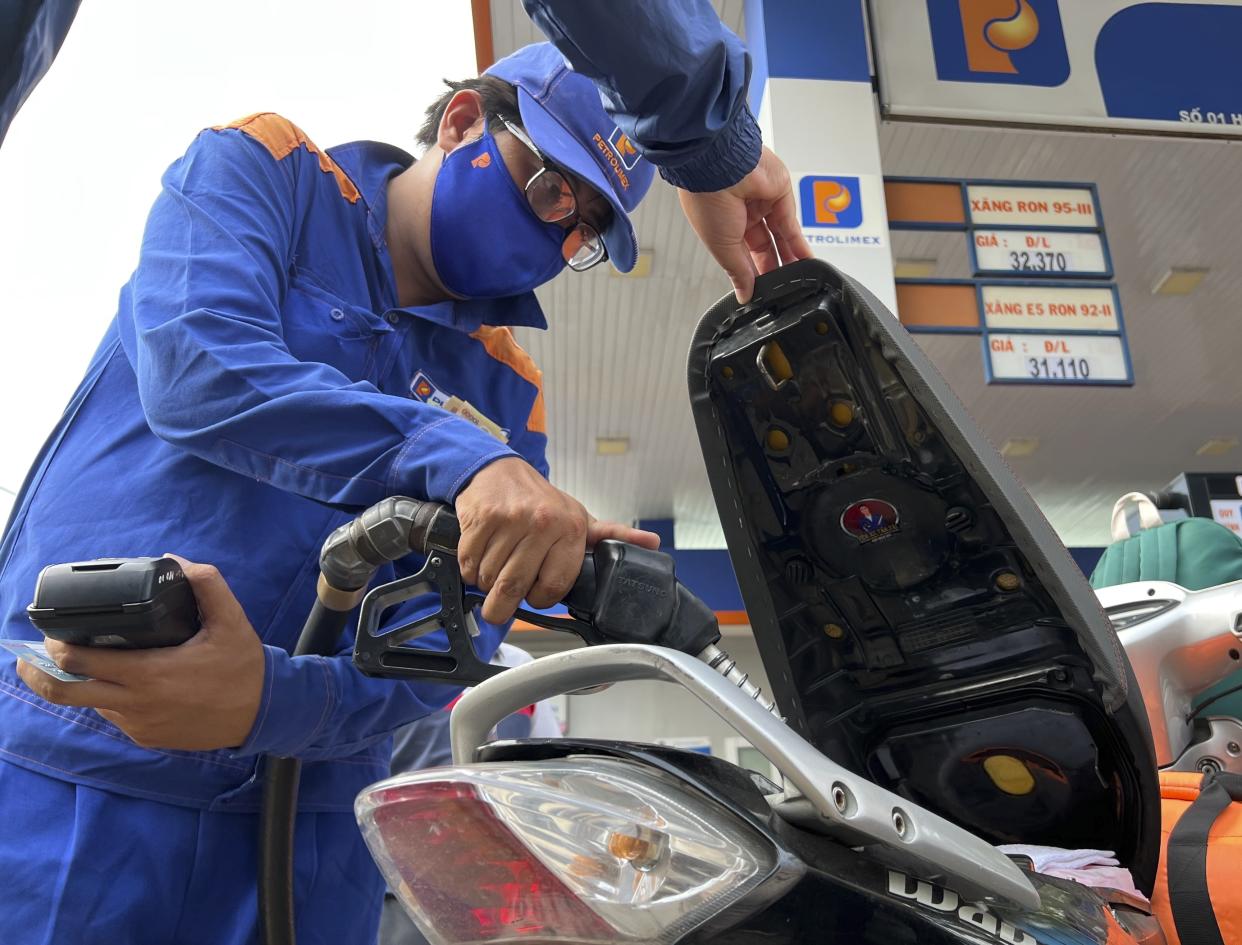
[17,663,95,707]
[44,642,98,678]
[455,545,484,579]
[184,562,222,584]
[564,508,589,542]
[42,638,72,664]
[533,563,580,596]
[525,583,566,609]
[528,503,563,532]
[535,501,589,540]
[491,575,528,602]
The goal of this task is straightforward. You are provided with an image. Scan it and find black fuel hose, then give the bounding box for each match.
[259,601,354,945]
[259,498,459,945]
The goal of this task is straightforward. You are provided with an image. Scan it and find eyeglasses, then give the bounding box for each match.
[497,115,608,273]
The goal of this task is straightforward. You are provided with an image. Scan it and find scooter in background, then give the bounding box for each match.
[348,261,1167,945]
[1098,577,1242,776]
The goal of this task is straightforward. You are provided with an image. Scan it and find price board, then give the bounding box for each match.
[965,184,1100,229]
[887,176,1131,387]
[972,230,1109,278]
[981,285,1120,333]
[985,333,1131,385]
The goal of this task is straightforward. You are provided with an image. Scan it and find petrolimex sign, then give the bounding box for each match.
[925,0,1069,86]
[796,173,888,248]
[870,0,1242,137]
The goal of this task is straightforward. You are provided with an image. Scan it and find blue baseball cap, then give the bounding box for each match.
[486,43,655,273]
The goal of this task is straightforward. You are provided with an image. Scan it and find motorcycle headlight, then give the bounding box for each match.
[356,758,785,944]
[1103,597,1177,631]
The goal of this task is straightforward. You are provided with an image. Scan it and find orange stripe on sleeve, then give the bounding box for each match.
[212,113,361,204]
[470,327,547,435]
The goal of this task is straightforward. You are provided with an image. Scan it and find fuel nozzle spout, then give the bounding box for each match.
[699,642,781,717]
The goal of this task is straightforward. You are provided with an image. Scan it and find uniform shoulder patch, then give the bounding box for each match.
[469,327,546,435]
[212,113,361,204]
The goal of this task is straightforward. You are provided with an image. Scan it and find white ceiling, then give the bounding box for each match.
[491,1,1242,548]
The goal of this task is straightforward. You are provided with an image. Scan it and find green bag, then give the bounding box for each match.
[1091,493,1242,714]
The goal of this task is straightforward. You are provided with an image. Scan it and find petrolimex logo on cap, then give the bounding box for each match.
[927,0,1070,87]
[607,127,642,171]
[593,126,637,190]
[800,176,862,229]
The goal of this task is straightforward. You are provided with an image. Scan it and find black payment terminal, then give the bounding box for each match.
[27,557,200,648]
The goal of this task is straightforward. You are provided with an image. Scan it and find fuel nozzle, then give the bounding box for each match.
[559,541,719,653]
[335,501,781,716]
[562,541,781,717]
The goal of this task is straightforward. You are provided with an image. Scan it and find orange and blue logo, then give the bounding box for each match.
[410,371,445,405]
[799,176,862,229]
[607,126,641,171]
[927,0,1070,87]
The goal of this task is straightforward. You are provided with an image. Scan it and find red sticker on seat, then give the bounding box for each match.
[841,499,901,543]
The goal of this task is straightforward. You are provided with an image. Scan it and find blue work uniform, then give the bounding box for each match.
[522,0,761,192]
[0,113,548,944]
[0,2,761,941]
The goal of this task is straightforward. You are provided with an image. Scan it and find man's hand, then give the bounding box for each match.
[456,457,660,624]
[16,557,264,751]
[677,146,813,304]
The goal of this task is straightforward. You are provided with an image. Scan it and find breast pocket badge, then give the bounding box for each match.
[410,372,510,444]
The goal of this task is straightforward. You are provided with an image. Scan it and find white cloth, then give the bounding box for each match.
[997,845,1148,904]
[529,699,563,737]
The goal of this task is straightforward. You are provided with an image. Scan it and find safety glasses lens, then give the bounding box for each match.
[563,223,605,271]
[526,169,576,224]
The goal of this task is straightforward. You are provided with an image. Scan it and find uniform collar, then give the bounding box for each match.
[329,140,548,332]
[395,295,548,332]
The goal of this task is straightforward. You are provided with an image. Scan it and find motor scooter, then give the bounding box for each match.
[339,261,1171,945]
[1097,575,1242,777]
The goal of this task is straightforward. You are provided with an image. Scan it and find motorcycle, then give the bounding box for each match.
[1097,575,1242,778]
[297,259,1174,945]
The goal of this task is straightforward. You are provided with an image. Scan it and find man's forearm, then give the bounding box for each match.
[522,0,762,192]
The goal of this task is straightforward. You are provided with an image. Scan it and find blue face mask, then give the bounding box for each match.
[429,126,567,299]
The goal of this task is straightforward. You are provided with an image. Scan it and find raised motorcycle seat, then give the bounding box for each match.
[687,259,1160,893]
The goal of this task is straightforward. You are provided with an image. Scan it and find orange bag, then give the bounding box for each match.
[1154,769,1242,945]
